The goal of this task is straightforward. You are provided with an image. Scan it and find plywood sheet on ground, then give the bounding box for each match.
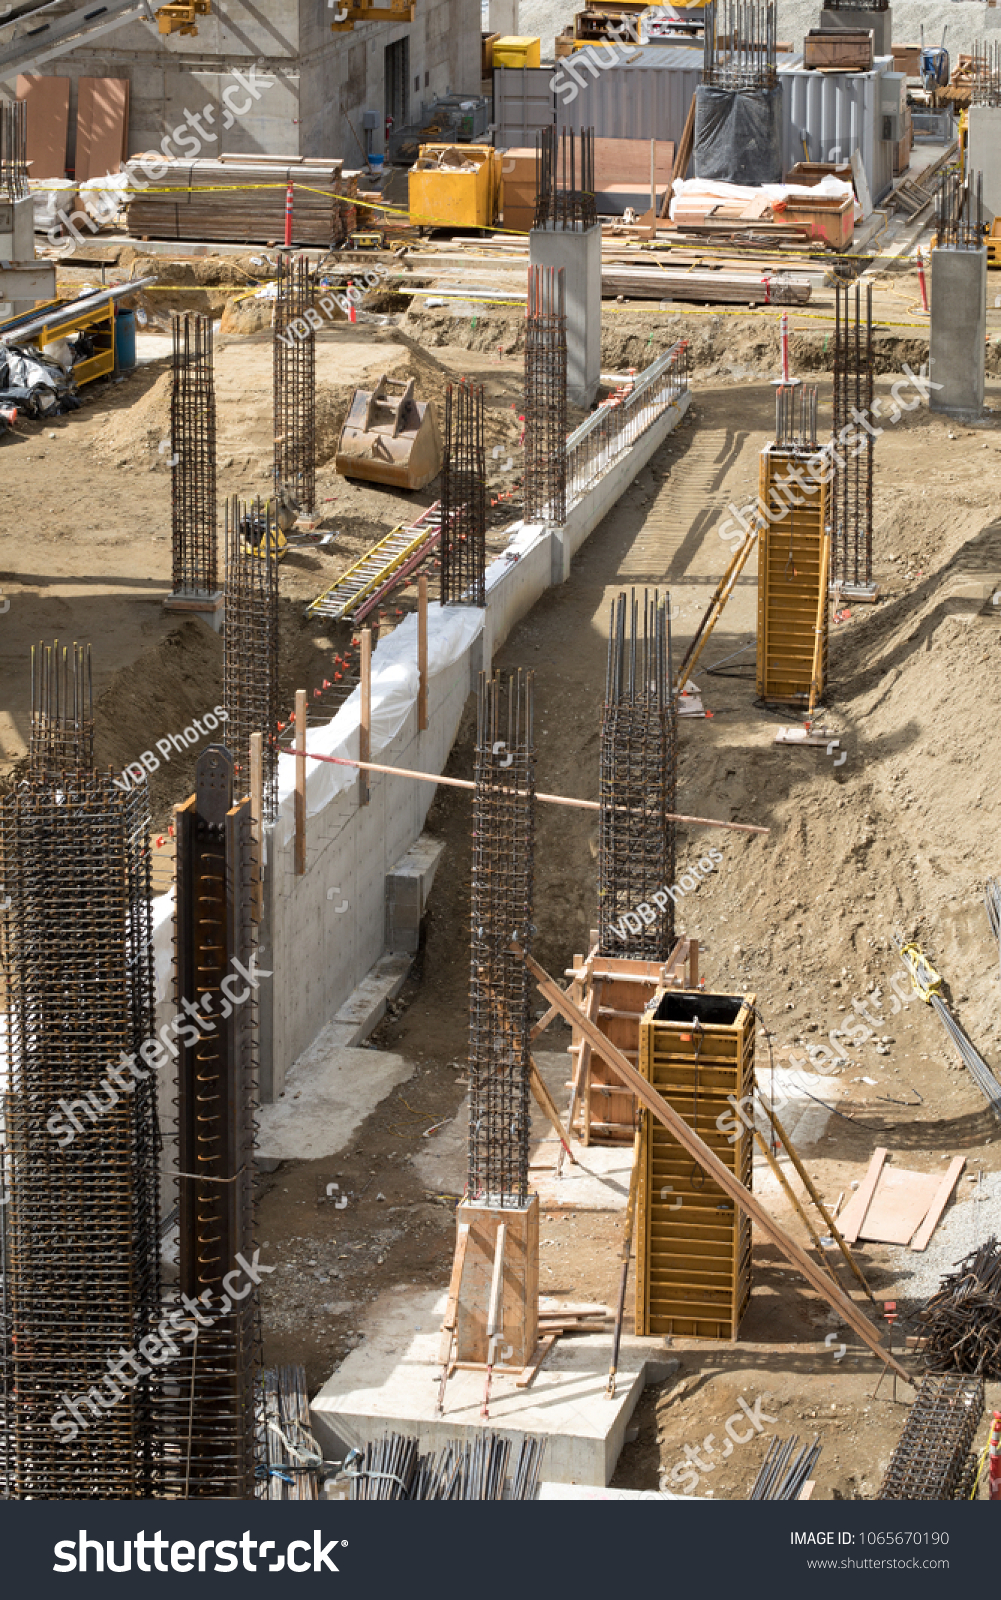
[858,1166,940,1245]
[16,74,70,180]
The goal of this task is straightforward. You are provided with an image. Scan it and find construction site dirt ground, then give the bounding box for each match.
[5,292,1001,1496]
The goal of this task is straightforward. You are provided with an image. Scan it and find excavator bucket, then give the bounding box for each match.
[335,373,442,491]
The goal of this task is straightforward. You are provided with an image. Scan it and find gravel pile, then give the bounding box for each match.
[887,1170,1001,1306]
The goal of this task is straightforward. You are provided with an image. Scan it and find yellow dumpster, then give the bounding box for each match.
[492,35,542,68]
[408,144,500,230]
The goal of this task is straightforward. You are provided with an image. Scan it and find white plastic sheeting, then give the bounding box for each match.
[669,174,858,222]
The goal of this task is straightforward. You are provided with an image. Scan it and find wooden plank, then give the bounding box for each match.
[860,1168,940,1246]
[670,91,697,191]
[835,1147,888,1244]
[437,1221,470,1365]
[518,948,911,1384]
[74,77,95,182]
[516,1332,557,1388]
[910,1157,965,1252]
[78,77,128,181]
[17,75,70,181]
[529,1053,577,1164]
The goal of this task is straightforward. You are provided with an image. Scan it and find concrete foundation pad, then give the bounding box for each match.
[256,1036,410,1163]
[163,590,225,633]
[333,951,412,1044]
[533,1140,634,1211]
[310,1283,656,1485]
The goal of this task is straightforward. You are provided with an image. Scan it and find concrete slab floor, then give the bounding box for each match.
[257,1039,410,1164]
[310,1281,662,1486]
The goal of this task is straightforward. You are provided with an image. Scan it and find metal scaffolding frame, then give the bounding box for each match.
[223,495,279,822]
[441,380,486,607]
[534,126,597,232]
[703,0,778,90]
[273,253,316,514]
[170,312,218,597]
[164,745,258,1499]
[598,591,677,960]
[467,670,535,1207]
[523,265,568,527]
[832,282,874,589]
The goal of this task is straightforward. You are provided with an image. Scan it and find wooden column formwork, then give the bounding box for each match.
[756,445,830,705]
[636,989,755,1341]
[566,937,699,1145]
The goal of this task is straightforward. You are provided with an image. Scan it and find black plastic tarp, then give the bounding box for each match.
[693,85,783,186]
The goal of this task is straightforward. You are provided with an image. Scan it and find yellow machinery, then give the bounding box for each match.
[2,294,115,386]
[331,0,413,31]
[409,144,501,231]
[756,441,830,708]
[335,374,442,490]
[151,0,210,34]
[636,988,755,1341]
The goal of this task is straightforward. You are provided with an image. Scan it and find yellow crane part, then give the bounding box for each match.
[152,0,209,35]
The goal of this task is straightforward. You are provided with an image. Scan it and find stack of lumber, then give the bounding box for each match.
[123,156,359,245]
[888,137,958,219]
[601,262,811,304]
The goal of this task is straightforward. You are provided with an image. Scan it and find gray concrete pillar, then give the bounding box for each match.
[967,107,1001,221]
[929,245,987,420]
[819,6,892,56]
[529,224,601,409]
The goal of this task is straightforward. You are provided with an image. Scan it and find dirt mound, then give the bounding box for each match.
[96,367,173,460]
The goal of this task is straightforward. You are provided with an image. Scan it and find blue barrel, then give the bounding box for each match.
[115,308,136,371]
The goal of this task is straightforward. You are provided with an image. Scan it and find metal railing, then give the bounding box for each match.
[565,340,689,511]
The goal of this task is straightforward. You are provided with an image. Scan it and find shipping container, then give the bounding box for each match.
[492,65,556,151]
[779,57,894,204]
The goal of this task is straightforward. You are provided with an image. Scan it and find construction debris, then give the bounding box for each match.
[918,1239,1001,1378]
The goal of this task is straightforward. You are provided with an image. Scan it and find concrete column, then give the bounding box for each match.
[529,223,601,408]
[929,245,987,420]
[489,0,518,32]
[819,5,892,56]
[967,107,1001,221]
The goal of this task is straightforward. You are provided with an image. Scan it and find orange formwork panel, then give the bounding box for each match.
[755,443,830,706]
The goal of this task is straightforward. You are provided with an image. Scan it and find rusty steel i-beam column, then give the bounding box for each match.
[441,380,486,607]
[223,495,279,823]
[169,312,218,600]
[273,253,316,516]
[2,642,161,1499]
[170,745,258,1498]
[598,591,678,961]
[523,265,567,526]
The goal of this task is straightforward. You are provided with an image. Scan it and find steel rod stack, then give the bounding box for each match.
[441,380,486,607]
[774,383,818,450]
[0,98,28,201]
[918,1239,1001,1377]
[170,313,218,597]
[832,281,874,589]
[468,670,535,1205]
[1,645,160,1498]
[223,495,279,822]
[972,40,1001,106]
[935,169,984,250]
[167,745,258,1498]
[348,1431,545,1499]
[534,126,597,231]
[703,0,777,90]
[524,266,568,527]
[257,1366,319,1499]
[880,1375,984,1499]
[750,1434,822,1499]
[273,252,316,515]
[598,590,677,960]
[29,640,94,775]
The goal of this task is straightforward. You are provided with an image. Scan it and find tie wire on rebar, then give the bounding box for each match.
[534,125,597,231]
[441,380,486,607]
[273,253,316,514]
[223,495,279,821]
[524,265,568,526]
[703,0,777,91]
[170,312,218,596]
[832,281,874,588]
[467,669,535,1206]
[598,590,678,960]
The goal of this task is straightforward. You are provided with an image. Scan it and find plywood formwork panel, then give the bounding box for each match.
[636,989,754,1341]
[756,445,829,705]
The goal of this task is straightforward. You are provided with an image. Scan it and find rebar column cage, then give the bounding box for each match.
[170,312,218,596]
[703,0,778,90]
[523,266,568,526]
[467,670,535,1207]
[0,99,28,201]
[273,252,316,514]
[972,41,1001,106]
[223,495,279,822]
[775,383,819,451]
[831,282,874,589]
[534,126,597,232]
[598,591,677,960]
[879,1375,985,1500]
[441,380,486,607]
[166,745,258,1498]
[935,169,985,249]
[0,762,160,1498]
[29,640,95,775]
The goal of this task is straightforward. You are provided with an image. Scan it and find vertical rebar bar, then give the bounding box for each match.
[273,253,316,515]
[0,99,28,201]
[831,282,874,589]
[534,126,597,231]
[441,381,486,607]
[170,312,218,596]
[29,640,94,775]
[935,168,984,249]
[467,670,535,1206]
[223,495,279,822]
[703,0,777,90]
[524,265,568,526]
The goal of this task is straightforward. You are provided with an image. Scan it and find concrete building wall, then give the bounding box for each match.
[6,0,479,168]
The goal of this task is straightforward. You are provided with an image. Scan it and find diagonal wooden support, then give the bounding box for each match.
[512,943,912,1385]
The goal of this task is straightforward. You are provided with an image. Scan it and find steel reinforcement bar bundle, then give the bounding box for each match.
[534,125,597,232]
[598,590,677,960]
[348,1432,546,1499]
[703,0,778,91]
[467,669,535,1206]
[880,1374,985,1499]
[170,312,218,598]
[1,642,161,1498]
